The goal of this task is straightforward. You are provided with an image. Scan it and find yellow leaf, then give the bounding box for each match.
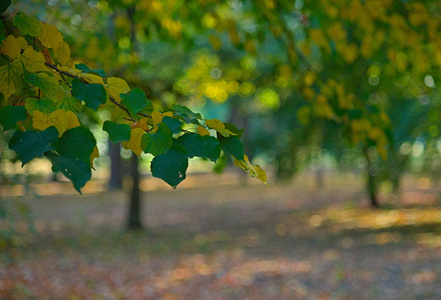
[55,42,71,65]
[106,77,130,102]
[0,60,23,99]
[122,128,145,157]
[205,119,224,130]
[131,118,150,131]
[33,110,80,136]
[16,37,31,50]
[205,118,236,137]
[197,125,210,136]
[152,110,163,127]
[163,111,173,118]
[233,155,268,185]
[90,146,99,168]
[39,22,64,51]
[0,35,21,59]
[81,73,104,84]
[58,66,82,77]
[19,48,47,73]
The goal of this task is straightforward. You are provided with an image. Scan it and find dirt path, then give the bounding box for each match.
[2,172,441,299]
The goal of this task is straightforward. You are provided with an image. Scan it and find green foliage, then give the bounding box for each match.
[47,152,91,194]
[9,127,58,165]
[71,79,107,111]
[141,123,173,156]
[218,135,244,161]
[103,121,131,143]
[0,11,266,192]
[120,88,151,117]
[150,145,189,188]
[12,13,41,37]
[0,106,27,130]
[57,127,96,167]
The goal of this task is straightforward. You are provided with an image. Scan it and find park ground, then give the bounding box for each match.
[1,171,441,299]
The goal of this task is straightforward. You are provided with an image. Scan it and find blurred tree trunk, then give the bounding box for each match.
[108,141,123,189]
[127,155,142,230]
[126,6,143,230]
[364,147,380,208]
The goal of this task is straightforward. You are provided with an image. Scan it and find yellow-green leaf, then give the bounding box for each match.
[152,110,163,127]
[16,37,31,50]
[106,77,130,102]
[0,35,21,59]
[122,128,145,157]
[233,155,268,185]
[19,48,47,73]
[33,110,80,136]
[90,146,99,168]
[197,125,210,136]
[13,13,42,37]
[0,60,23,99]
[205,118,236,137]
[55,42,70,65]
[38,22,63,51]
[81,73,104,84]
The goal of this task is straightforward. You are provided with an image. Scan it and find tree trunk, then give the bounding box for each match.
[127,155,142,230]
[108,141,123,189]
[364,148,380,208]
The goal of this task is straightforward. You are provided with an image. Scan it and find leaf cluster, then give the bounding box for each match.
[0,12,267,192]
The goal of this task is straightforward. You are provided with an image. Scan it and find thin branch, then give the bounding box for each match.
[108,96,134,121]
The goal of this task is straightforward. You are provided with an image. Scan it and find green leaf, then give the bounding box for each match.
[47,152,91,194]
[0,0,11,15]
[0,105,27,130]
[141,122,173,156]
[217,134,244,160]
[72,78,107,111]
[151,144,188,188]
[57,97,82,114]
[75,63,106,78]
[162,116,182,134]
[24,72,59,98]
[120,88,149,116]
[203,135,221,162]
[103,121,131,143]
[172,104,202,123]
[25,97,57,115]
[57,126,96,167]
[224,122,244,138]
[13,13,41,37]
[0,18,5,41]
[9,126,58,165]
[176,133,207,158]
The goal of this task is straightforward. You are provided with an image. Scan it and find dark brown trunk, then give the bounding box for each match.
[364,148,380,208]
[127,155,142,230]
[108,142,123,189]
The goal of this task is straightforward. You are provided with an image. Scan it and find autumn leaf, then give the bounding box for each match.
[19,48,47,73]
[33,110,80,136]
[0,35,21,59]
[122,128,145,157]
[205,119,236,137]
[55,42,71,65]
[0,60,23,99]
[106,77,130,102]
[197,125,210,136]
[38,22,64,51]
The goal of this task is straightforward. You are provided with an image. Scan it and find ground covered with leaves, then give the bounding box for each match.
[2,172,441,299]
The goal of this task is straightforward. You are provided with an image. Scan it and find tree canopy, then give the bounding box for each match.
[0,7,267,193]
